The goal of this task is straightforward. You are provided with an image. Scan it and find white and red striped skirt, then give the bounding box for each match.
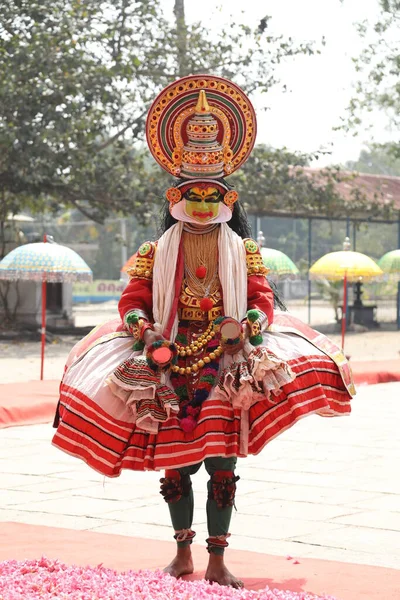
[52,315,353,476]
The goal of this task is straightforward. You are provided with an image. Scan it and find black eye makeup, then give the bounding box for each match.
[185,191,222,203]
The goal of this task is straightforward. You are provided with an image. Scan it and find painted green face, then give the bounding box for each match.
[184,186,222,222]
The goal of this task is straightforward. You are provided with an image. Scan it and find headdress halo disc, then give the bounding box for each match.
[146,74,257,178]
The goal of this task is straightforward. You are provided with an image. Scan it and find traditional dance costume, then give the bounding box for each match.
[53,75,355,556]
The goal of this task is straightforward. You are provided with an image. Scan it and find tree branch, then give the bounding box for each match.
[96,112,146,151]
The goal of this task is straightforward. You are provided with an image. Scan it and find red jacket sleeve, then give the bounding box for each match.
[118,241,156,326]
[118,277,153,323]
[247,274,274,326]
[243,238,274,327]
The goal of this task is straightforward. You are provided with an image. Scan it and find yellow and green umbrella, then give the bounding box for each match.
[378,249,400,329]
[378,249,400,276]
[309,250,383,282]
[309,238,383,349]
[261,247,299,279]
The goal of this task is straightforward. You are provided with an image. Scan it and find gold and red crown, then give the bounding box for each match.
[146,74,257,180]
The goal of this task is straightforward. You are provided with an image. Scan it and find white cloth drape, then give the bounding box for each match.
[152,222,248,340]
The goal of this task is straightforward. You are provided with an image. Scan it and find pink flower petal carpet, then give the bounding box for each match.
[0,557,338,600]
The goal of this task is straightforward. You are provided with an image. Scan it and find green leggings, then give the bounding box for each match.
[165,456,237,555]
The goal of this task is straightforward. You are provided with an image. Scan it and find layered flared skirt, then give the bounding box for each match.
[52,314,354,476]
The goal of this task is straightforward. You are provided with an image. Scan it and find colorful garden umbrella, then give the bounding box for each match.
[378,249,400,275]
[260,247,299,279]
[0,235,92,379]
[378,249,400,329]
[309,238,383,349]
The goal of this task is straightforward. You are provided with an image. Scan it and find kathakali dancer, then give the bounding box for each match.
[52,75,355,588]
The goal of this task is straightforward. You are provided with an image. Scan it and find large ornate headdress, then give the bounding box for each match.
[146,74,257,219]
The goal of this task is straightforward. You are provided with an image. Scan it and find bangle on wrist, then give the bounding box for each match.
[139,321,154,342]
[125,311,154,342]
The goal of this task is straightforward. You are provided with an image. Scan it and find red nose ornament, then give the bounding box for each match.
[200,297,214,312]
[196,265,207,279]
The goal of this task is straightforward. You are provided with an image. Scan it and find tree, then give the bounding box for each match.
[0,0,320,225]
[345,144,400,176]
[1,0,166,225]
[233,145,392,220]
[344,1,400,158]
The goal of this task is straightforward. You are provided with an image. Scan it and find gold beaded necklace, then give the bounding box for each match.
[182,227,220,299]
[172,321,224,375]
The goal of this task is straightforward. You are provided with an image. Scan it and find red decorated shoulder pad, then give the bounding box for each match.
[243,238,269,276]
[127,241,158,279]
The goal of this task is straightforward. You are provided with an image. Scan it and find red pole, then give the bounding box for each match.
[341,271,348,350]
[40,277,47,380]
[40,234,47,380]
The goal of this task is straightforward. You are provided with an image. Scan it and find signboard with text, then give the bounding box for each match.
[73,280,125,303]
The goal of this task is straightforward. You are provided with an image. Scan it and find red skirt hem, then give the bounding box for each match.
[52,355,351,475]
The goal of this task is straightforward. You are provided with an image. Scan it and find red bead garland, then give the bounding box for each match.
[196,265,207,279]
[200,297,214,312]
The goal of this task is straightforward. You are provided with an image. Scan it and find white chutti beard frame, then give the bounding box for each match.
[170,199,233,224]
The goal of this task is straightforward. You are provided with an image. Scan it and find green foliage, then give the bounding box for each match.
[0,0,170,222]
[233,145,392,219]
[0,0,321,224]
[344,1,400,158]
[345,144,400,176]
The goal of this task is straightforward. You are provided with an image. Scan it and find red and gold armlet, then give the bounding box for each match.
[126,241,157,280]
[244,238,269,277]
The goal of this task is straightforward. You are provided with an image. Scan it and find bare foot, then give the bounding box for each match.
[163,547,194,578]
[205,554,243,588]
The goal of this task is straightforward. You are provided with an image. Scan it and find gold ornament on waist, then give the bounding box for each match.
[178,305,223,322]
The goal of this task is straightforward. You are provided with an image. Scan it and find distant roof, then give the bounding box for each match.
[303,168,400,211]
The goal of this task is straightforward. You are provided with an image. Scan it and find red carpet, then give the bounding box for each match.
[1,361,400,429]
[0,380,59,429]
[350,359,400,386]
[0,522,398,600]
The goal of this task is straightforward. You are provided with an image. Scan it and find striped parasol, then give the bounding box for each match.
[378,249,400,329]
[120,252,137,282]
[0,235,92,379]
[0,240,92,282]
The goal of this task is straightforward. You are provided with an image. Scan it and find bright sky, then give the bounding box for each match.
[162,0,387,166]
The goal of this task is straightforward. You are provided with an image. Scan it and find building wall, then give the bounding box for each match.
[0,281,74,328]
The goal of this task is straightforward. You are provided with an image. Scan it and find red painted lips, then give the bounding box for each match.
[193,211,213,218]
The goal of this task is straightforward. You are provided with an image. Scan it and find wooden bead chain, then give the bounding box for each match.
[175,321,214,357]
[172,321,223,375]
[171,344,223,375]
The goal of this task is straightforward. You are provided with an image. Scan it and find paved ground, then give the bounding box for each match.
[1,382,399,571]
